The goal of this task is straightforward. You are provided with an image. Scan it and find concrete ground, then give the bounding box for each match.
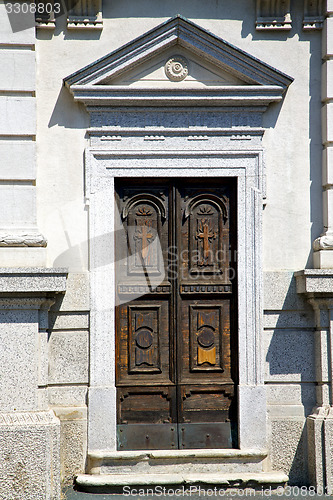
[64,486,321,500]
[64,489,127,499]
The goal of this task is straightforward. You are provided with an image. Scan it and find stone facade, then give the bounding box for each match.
[0,0,333,498]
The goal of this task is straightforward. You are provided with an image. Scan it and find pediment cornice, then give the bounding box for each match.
[64,16,293,109]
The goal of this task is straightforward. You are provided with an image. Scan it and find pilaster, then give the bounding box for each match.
[295,270,333,490]
[314,2,333,267]
[0,268,67,500]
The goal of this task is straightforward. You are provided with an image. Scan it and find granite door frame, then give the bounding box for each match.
[85,148,267,455]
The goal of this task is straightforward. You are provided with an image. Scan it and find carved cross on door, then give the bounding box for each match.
[196,219,217,266]
[134,222,154,263]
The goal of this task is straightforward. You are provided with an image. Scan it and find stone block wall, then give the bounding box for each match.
[264,271,317,485]
[48,272,89,487]
[0,269,67,499]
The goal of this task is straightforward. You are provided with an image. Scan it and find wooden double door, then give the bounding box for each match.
[115,178,237,450]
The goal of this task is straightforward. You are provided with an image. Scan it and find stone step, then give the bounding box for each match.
[76,449,288,492]
[86,449,269,476]
[75,471,288,488]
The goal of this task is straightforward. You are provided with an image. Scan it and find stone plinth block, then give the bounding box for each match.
[314,250,333,269]
[307,407,333,491]
[322,189,333,230]
[0,50,35,92]
[0,4,35,45]
[0,308,39,411]
[322,147,333,187]
[0,185,36,228]
[0,268,67,293]
[48,331,89,384]
[0,411,60,500]
[0,97,35,136]
[323,17,333,59]
[322,61,333,102]
[322,103,333,145]
[295,269,333,293]
[0,142,36,181]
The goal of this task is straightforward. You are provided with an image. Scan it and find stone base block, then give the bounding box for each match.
[75,471,288,492]
[53,407,87,487]
[0,411,60,500]
[308,407,333,491]
[313,250,333,269]
[0,247,46,267]
[270,417,307,485]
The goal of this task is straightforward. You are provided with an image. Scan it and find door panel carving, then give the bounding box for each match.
[120,188,168,278]
[117,386,177,425]
[182,192,230,279]
[189,304,227,372]
[129,305,161,373]
[117,299,172,386]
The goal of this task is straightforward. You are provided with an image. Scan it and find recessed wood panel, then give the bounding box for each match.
[116,300,172,385]
[117,386,177,424]
[178,300,231,384]
[178,385,234,423]
[128,305,161,373]
[190,305,223,372]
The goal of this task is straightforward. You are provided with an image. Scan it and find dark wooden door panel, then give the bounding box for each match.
[116,299,173,385]
[115,181,174,390]
[178,385,234,423]
[115,183,170,281]
[178,300,232,384]
[117,386,177,424]
[177,184,233,283]
[115,179,237,450]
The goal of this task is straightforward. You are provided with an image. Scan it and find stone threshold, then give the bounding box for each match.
[75,472,288,488]
[88,448,268,461]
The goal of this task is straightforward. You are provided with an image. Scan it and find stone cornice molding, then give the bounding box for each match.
[295,269,333,297]
[68,85,286,108]
[256,0,292,30]
[0,268,67,294]
[64,16,293,110]
[0,232,47,247]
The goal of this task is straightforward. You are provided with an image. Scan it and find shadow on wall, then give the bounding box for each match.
[103,0,253,21]
[37,10,102,40]
[48,85,89,129]
[243,0,323,269]
[266,274,316,484]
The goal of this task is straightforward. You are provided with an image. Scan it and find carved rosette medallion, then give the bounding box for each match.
[165,55,188,81]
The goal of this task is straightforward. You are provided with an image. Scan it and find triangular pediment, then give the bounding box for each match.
[65,16,293,107]
[106,46,246,88]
